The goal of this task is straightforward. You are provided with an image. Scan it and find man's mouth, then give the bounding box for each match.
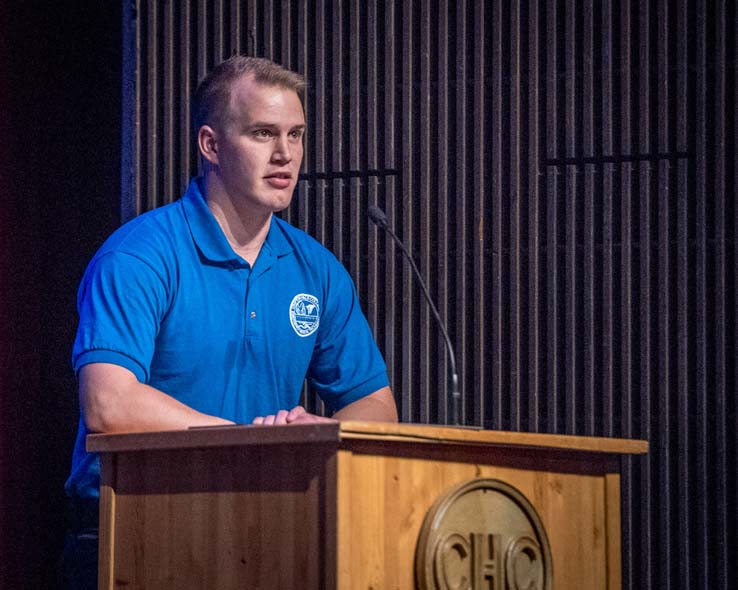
[264,172,292,189]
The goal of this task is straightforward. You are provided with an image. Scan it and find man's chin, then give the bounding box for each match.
[269,188,297,213]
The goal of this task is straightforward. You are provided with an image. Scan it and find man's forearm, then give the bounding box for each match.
[82,363,397,432]
[80,362,233,433]
[332,386,398,422]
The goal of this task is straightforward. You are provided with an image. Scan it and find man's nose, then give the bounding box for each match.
[272,135,292,163]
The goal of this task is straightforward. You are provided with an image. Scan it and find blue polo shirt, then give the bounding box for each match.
[66,178,389,498]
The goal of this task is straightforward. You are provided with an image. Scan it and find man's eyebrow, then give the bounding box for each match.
[247,122,306,130]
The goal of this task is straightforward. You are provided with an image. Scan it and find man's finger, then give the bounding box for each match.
[286,406,306,422]
[288,412,337,424]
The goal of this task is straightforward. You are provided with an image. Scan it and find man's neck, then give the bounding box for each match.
[204,176,272,267]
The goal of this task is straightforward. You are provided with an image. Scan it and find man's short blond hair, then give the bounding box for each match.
[192,55,306,135]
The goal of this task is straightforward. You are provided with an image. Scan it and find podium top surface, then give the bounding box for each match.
[340,421,648,454]
[87,421,648,455]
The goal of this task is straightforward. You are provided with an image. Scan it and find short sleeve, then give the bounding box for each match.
[72,251,169,383]
[306,261,389,411]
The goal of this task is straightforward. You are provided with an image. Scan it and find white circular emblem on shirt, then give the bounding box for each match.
[289,293,320,337]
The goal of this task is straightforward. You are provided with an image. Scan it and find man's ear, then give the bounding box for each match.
[197,125,219,166]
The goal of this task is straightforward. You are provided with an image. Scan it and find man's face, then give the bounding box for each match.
[212,76,305,214]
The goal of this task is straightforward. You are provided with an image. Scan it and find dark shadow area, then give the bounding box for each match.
[0,2,121,588]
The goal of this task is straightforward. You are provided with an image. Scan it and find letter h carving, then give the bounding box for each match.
[472,533,502,590]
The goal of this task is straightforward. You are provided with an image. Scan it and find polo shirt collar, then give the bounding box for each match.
[182,177,294,265]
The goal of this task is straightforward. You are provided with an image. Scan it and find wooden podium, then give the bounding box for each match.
[88,421,647,589]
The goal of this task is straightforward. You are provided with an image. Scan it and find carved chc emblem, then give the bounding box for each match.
[415,479,552,590]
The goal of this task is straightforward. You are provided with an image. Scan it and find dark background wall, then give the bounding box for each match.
[0,2,121,588]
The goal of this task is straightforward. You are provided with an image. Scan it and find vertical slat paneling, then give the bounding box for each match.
[564,0,578,435]
[262,0,274,59]
[583,162,596,434]
[295,1,308,169]
[472,0,486,428]
[733,0,738,581]
[637,3,656,589]
[212,0,224,60]
[436,2,451,423]
[312,3,326,247]
[144,1,158,212]
[711,2,729,588]
[564,162,577,434]
[454,0,469,424]
[245,0,257,55]
[676,0,693,584]
[365,0,379,334]
[490,0,503,429]
[418,0,432,422]
[400,0,415,422]
[280,0,292,68]
[618,2,634,436]
[694,1,710,587]
[583,0,596,435]
[122,3,737,588]
[618,1,636,583]
[120,0,140,222]
[162,1,175,204]
[656,2,674,588]
[230,0,242,55]
[600,1,615,438]
[545,0,560,434]
[195,1,208,87]
[509,0,522,431]
[347,0,361,287]
[526,0,541,433]
[330,0,344,263]
[179,4,193,189]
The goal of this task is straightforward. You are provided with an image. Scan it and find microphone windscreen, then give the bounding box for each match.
[367,206,388,228]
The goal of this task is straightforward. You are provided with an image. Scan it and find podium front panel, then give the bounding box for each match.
[98,441,338,590]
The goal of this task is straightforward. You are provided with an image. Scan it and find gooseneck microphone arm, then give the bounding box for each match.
[367,206,461,426]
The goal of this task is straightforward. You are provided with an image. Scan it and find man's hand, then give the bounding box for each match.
[251,387,398,426]
[251,405,335,425]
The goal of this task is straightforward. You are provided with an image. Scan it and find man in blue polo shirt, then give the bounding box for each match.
[62,56,397,588]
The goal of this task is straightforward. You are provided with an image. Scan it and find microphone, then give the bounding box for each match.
[368,206,462,426]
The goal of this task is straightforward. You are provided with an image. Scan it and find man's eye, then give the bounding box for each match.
[254,129,272,138]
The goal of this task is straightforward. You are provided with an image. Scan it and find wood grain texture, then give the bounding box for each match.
[335,438,621,589]
[98,453,116,590]
[94,424,643,588]
[88,421,648,455]
[339,420,649,454]
[87,422,341,453]
[99,442,337,590]
[606,472,623,589]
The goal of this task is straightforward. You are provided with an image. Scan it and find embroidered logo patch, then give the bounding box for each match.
[289,293,320,337]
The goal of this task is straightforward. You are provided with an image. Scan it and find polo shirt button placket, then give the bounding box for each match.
[243,268,254,340]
